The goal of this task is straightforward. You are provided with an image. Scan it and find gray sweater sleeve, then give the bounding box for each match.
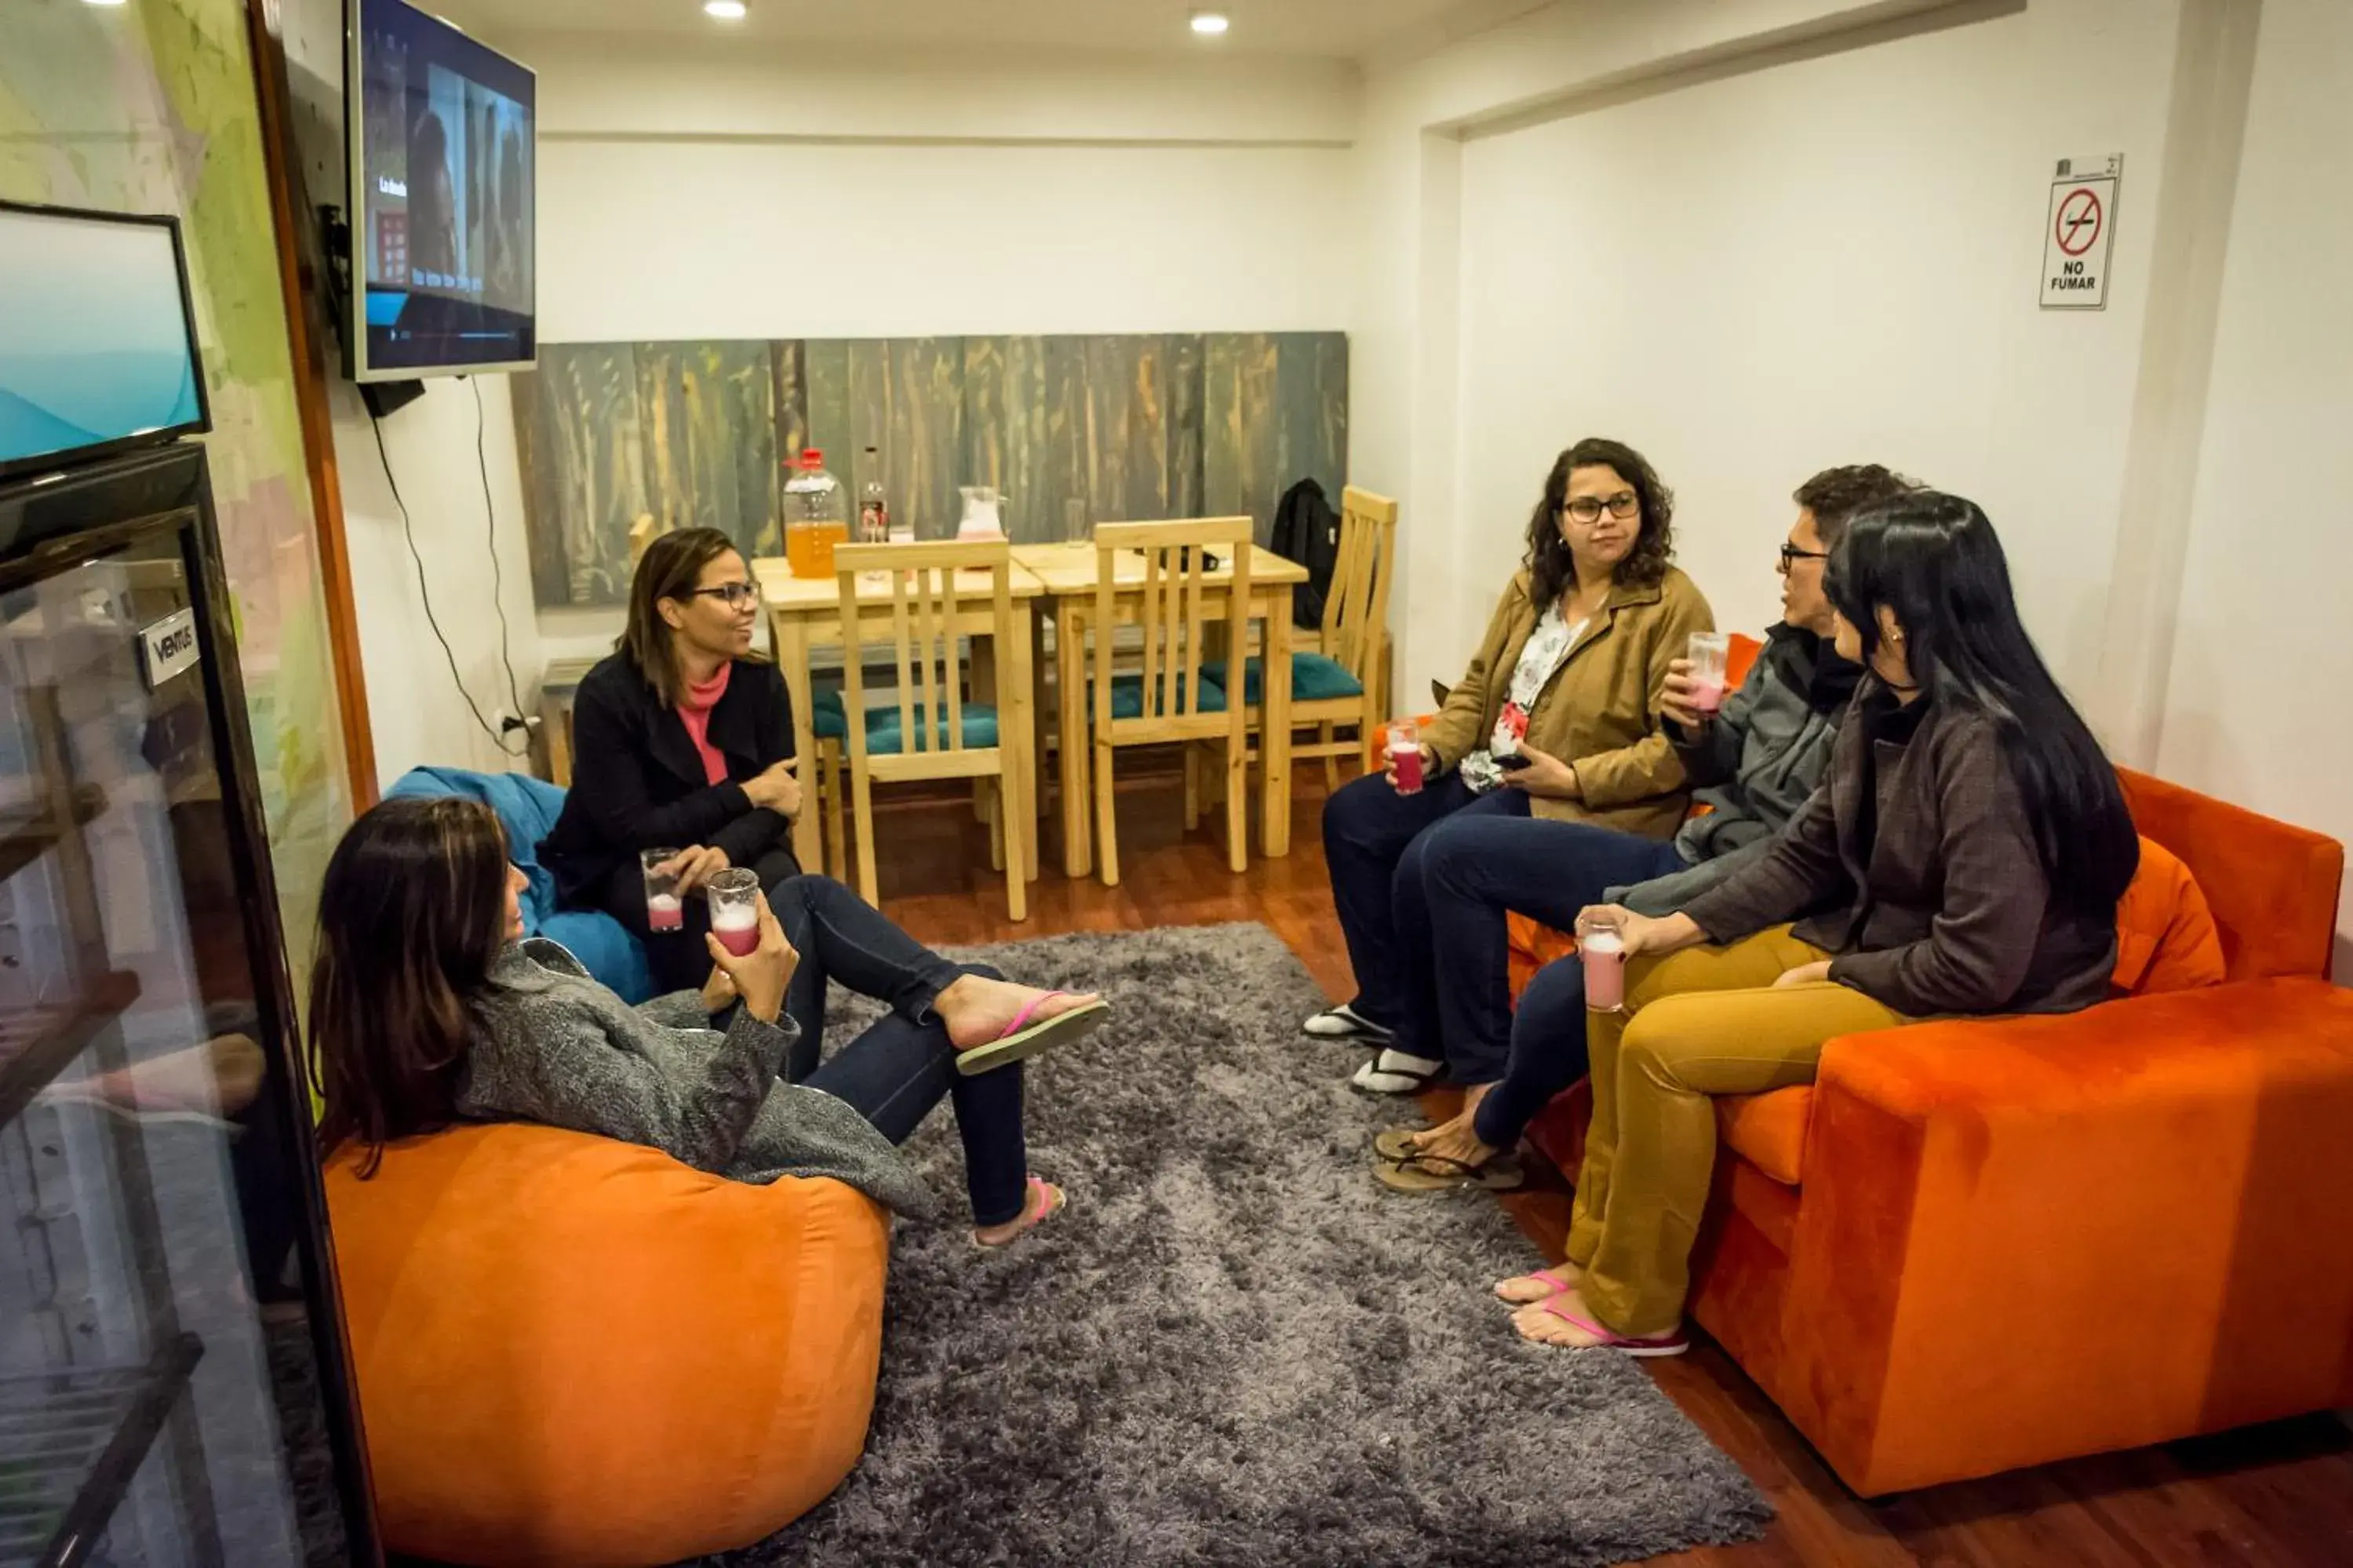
[636,989,714,1029]
[469,1000,797,1174]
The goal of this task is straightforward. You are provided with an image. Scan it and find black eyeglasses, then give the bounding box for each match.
[1778,543,1830,573]
[683,582,763,609]
[1562,491,1640,524]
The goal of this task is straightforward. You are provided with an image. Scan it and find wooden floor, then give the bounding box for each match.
[870,763,2353,1568]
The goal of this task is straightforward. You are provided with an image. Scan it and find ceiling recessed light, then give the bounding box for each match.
[82,0,130,8]
[705,0,748,18]
[1189,11,1229,36]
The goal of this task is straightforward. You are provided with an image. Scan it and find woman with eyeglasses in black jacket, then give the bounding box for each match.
[539,528,1108,1110]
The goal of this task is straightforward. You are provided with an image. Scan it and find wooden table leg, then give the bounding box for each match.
[1030,601,1052,836]
[1260,586,1295,857]
[1006,610,1040,883]
[778,613,825,873]
[1055,600,1092,879]
[967,635,997,823]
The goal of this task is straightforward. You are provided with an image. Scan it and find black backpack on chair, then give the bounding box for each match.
[1269,478,1342,629]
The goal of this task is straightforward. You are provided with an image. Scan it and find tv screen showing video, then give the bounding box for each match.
[348,0,535,380]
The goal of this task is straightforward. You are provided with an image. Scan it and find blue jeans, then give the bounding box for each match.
[1321,770,1526,1053]
[755,875,1028,1228]
[1431,823,1685,1149]
[803,962,1029,1228]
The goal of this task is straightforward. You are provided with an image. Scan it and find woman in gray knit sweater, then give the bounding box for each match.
[311,796,1102,1245]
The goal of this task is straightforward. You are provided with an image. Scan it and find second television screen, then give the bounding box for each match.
[355,0,535,376]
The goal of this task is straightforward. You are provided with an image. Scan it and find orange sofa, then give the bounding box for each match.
[1508,767,2353,1495]
[325,1123,891,1567]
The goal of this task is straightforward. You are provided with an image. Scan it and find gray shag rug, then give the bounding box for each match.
[699,922,1768,1568]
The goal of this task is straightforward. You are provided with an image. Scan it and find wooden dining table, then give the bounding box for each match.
[755,538,1309,886]
[1012,540,1309,878]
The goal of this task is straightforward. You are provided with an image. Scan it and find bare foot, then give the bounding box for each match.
[1494,1261,1582,1304]
[1510,1286,1615,1348]
[936,976,1104,1052]
[1393,1107,1472,1155]
[1510,1285,1685,1354]
[974,1177,1065,1247]
[1413,1121,1496,1171]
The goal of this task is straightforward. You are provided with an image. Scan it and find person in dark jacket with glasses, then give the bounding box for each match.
[541,528,803,989]
[540,530,1109,1101]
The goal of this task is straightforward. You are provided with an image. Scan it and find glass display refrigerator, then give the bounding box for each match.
[0,201,379,1566]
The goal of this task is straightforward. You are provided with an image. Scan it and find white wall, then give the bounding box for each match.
[537,139,1355,342]
[517,32,1358,343]
[1360,0,2186,704]
[331,377,546,784]
[1450,0,2177,678]
[2156,0,2353,973]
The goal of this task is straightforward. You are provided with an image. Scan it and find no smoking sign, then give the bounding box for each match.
[2041,153,2122,309]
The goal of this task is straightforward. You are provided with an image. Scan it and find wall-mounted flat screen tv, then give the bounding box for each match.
[347,0,536,380]
[0,202,209,482]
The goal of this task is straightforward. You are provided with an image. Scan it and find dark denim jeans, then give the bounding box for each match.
[804,961,1029,1228]
[1415,815,1686,1085]
[1451,824,1686,1150]
[696,873,1025,1227]
[1320,769,1522,1051]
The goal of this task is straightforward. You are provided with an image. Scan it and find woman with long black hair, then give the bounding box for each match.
[1499,491,2138,1354]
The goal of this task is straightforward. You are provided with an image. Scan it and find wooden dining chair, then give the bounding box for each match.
[1208,486,1398,791]
[831,540,1026,921]
[1088,518,1255,886]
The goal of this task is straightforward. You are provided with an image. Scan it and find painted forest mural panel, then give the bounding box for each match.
[515,333,1347,608]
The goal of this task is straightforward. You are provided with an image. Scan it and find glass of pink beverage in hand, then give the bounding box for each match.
[707,868,761,957]
[1578,908,1628,1012]
[1387,719,1425,795]
[1687,631,1732,717]
[642,848,685,932]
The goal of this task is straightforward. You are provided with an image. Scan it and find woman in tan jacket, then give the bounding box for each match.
[1309,438,1714,1093]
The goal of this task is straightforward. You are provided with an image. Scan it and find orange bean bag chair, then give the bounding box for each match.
[324,1122,891,1566]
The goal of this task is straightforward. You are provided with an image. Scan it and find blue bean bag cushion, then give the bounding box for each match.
[384,767,655,1003]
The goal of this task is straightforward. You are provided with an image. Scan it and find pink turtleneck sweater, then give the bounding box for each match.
[676,662,733,786]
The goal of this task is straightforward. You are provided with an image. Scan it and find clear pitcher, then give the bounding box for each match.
[957,485,1007,540]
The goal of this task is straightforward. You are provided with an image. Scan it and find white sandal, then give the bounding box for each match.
[1349,1048,1444,1095]
[1302,1002,1393,1042]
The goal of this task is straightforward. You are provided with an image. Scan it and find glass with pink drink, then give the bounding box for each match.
[1578,908,1628,1012]
[642,848,685,932]
[707,868,761,957]
[1687,631,1732,717]
[1386,720,1425,795]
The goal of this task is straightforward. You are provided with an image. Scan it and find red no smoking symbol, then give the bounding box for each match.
[2056,187,2103,256]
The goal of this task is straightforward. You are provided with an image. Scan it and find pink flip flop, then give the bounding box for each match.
[953,991,1110,1076]
[974,1175,1066,1248]
[1520,1298,1689,1358]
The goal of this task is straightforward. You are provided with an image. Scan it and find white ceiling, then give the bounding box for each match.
[431,0,1491,60]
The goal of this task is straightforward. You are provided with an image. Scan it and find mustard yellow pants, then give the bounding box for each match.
[1565,925,1907,1337]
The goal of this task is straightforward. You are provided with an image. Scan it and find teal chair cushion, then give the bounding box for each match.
[1096,672,1226,719]
[863,703,1000,755]
[810,689,848,740]
[1198,653,1364,706]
